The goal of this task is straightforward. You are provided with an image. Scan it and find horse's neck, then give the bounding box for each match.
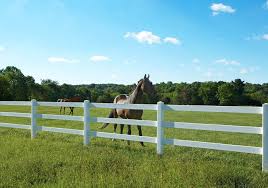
[128,82,143,104]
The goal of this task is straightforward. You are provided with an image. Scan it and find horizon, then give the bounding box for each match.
[0,1,267,85]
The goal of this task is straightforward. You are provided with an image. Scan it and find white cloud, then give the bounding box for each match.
[124,31,161,44]
[0,46,5,52]
[89,55,111,62]
[240,68,248,74]
[48,57,79,63]
[215,59,240,66]
[210,3,235,16]
[263,34,268,40]
[240,66,260,74]
[246,33,268,41]
[163,37,181,45]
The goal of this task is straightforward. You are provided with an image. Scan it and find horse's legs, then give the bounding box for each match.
[70,107,74,115]
[127,125,131,145]
[63,107,66,114]
[112,124,117,141]
[137,125,144,146]
[114,124,117,133]
[120,124,124,134]
[60,107,62,114]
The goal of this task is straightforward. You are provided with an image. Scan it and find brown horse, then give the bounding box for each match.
[58,96,81,115]
[100,74,155,146]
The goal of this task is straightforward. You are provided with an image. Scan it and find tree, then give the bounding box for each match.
[0,75,11,100]
[41,79,61,101]
[199,82,219,105]
[231,79,246,105]
[217,83,235,105]
[0,66,29,100]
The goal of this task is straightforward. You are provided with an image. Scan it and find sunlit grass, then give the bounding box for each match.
[0,105,267,187]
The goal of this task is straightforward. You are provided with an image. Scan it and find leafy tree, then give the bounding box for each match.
[41,79,61,101]
[199,82,219,105]
[217,83,235,105]
[0,75,11,100]
[0,66,29,100]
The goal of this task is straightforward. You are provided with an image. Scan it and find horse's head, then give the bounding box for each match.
[139,74,155,95]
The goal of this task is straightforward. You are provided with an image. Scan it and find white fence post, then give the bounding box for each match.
[263,103,268,172]
[157,101,164,155]
[31,99,37,139]
[83,100,90,145]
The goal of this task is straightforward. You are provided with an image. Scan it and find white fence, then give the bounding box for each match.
[0,100,267,171]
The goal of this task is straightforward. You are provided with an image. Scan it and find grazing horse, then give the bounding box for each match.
[100,74,155,146]
[57,99,66,115]
[58,97,81,115]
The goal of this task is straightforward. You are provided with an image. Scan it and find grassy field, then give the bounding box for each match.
[0,105,268,187]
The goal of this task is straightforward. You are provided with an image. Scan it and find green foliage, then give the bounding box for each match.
[1,66,268,105]
[199,82,219,105]
[0,75,11,100]
[218,83,235,105]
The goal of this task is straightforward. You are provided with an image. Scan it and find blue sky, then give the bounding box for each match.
[0,0,267,85]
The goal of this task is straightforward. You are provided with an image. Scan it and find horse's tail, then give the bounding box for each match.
[99,109,116,129]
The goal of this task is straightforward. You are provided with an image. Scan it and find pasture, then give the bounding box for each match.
[0,105,268,187]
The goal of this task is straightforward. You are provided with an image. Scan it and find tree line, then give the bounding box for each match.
[0,66,267,106]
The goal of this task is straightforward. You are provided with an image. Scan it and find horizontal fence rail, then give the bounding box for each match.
[0,101,31,106]
[90,102,157,110]
[0,112,31,118]
[92,131,157,143]
[38,102,83,107]
[164,121,263,134]
[91,117,157,127]
[0,122,31,130]
[37,126,84,135]
[0,100,267,171]
[164,139,262,155]
[38,114,83,121]
[164,105,263,114]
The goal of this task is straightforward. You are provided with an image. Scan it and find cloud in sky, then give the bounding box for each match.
[124,31,161,44]
[89,55,111,62]
[245,33,268,41]
[210,3,236,16]
[124,31,180,45]
[48,57,79,63]
[263,34,268,40]
[240,66,260,74]
[163,37,181,45]
[263,0,268,9]
[215,59,240,66]
[0,46,5,52]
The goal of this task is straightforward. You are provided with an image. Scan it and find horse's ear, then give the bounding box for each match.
[148,74,150,79]
[144,74,147,79]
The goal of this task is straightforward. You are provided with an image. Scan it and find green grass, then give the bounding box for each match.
[0,105,267,187]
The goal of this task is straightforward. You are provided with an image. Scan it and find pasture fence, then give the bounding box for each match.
[0,100,267,171]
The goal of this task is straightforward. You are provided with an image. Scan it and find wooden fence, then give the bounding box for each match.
[0,100,267,171]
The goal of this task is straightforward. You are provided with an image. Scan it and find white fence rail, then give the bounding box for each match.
[0,100,266,171]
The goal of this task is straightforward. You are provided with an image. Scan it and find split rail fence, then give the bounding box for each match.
[0,100,267,171]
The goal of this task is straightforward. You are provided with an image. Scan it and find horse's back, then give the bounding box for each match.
[114,94,128,104]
